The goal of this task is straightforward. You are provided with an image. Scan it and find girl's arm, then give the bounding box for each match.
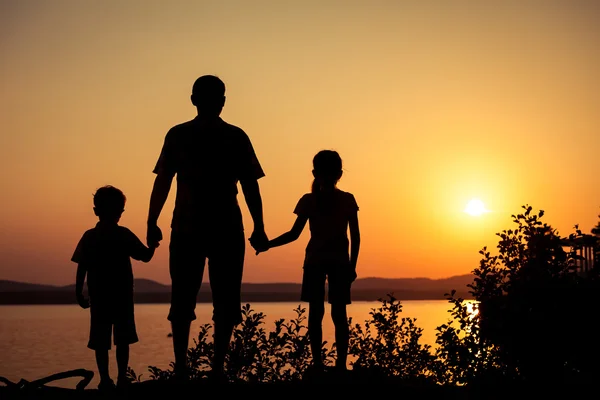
[349,211,361,279]
[257,215,308,254]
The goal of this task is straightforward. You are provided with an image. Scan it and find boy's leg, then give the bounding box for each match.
[116,344,130,382]
[113,300,138,386]
[89,306,113,386]
[331,304,349,370]
[308,301,325,366]
[95,349,111,382]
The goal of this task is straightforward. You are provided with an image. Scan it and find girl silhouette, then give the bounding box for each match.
[257,150,360,372]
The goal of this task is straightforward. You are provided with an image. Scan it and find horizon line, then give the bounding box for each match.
[0,273,475,287]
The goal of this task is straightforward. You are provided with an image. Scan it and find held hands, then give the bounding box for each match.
[249,228,269,255]
[76,292,90,309]
[254,241,270,255]
[147,223,163,249]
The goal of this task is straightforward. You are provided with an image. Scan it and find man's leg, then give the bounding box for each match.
[207,230,245,379]
[171,321,191,376]
[212,320,235,377]
[168,230,205,379]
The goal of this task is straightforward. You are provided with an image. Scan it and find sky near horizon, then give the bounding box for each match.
[1,1,599,286]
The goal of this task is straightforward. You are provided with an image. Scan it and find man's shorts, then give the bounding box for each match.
[300,264,352,305]
[87,299,138,350]
[167,227,245,326]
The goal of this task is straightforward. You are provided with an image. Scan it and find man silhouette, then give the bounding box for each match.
[146,75,268,380]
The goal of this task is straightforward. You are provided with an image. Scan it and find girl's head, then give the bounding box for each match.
[311,150,343,192]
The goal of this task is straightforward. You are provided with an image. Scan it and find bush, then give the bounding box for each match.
[348,294,436,384]
[470,205,600,383]
[148,304,335,383]
[142,204,600,386]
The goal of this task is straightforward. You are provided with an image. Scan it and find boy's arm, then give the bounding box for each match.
[260,215,308,253]
[136,246,156,263]
[75,263,89,309]
[129,230,157,263]
[349,211,361,280]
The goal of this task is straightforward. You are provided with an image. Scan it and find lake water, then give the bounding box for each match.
[0,300,455,388]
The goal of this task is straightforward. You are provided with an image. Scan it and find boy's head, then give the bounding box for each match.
[93,185,126,222]
[191,75,226,117]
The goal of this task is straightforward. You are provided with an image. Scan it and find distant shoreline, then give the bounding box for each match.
[0,289,473,305]
[0,275,475,305]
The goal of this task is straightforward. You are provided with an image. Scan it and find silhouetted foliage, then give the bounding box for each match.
[468,205,600,384]
[433,293,505,385]
[348,294,436,384]
[139,204,600,386]
[148,304,335,383]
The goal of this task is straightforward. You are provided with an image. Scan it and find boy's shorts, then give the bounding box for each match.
[167,228,245,326]
[88,300,138,350]
[300,264,352,305]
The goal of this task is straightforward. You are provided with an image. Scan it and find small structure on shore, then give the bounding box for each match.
[561,234,598,273]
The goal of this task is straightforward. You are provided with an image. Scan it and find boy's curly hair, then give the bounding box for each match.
[93,185,126,218]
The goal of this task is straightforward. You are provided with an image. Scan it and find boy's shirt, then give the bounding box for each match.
[72,222,149,301]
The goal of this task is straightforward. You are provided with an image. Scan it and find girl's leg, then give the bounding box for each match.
[331,304,349,370]
[116,344,130,382]
[94,349,111,383]
[308,301,325,367]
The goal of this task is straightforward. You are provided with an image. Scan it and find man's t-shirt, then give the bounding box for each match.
[293,189,359,268]
[152,117,265,233]
[71,223,149,303]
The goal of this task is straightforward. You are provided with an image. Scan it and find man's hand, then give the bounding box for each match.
[76,293,90,309]
[147,223,163,248]
[249,228,268,253]
[349,268,357,283]
[254,241,270,255]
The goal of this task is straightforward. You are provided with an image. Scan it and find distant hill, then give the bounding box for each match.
[0,274,474,304]
[60,278,171,293]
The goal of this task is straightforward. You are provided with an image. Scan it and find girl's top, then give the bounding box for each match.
[293,189,359,268]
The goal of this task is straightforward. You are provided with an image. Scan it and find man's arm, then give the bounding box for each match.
[147,172,173,246]
[240,178,267,247]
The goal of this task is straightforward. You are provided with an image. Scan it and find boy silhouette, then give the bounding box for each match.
[72,185,157,390]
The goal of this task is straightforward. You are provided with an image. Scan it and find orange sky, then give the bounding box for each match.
[1,1,599,285]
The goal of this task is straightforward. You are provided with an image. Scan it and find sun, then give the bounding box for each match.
[464,198,488,216]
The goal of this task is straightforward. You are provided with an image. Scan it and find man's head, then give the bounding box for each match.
[93,185,126,223]
[191,75,226,117]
